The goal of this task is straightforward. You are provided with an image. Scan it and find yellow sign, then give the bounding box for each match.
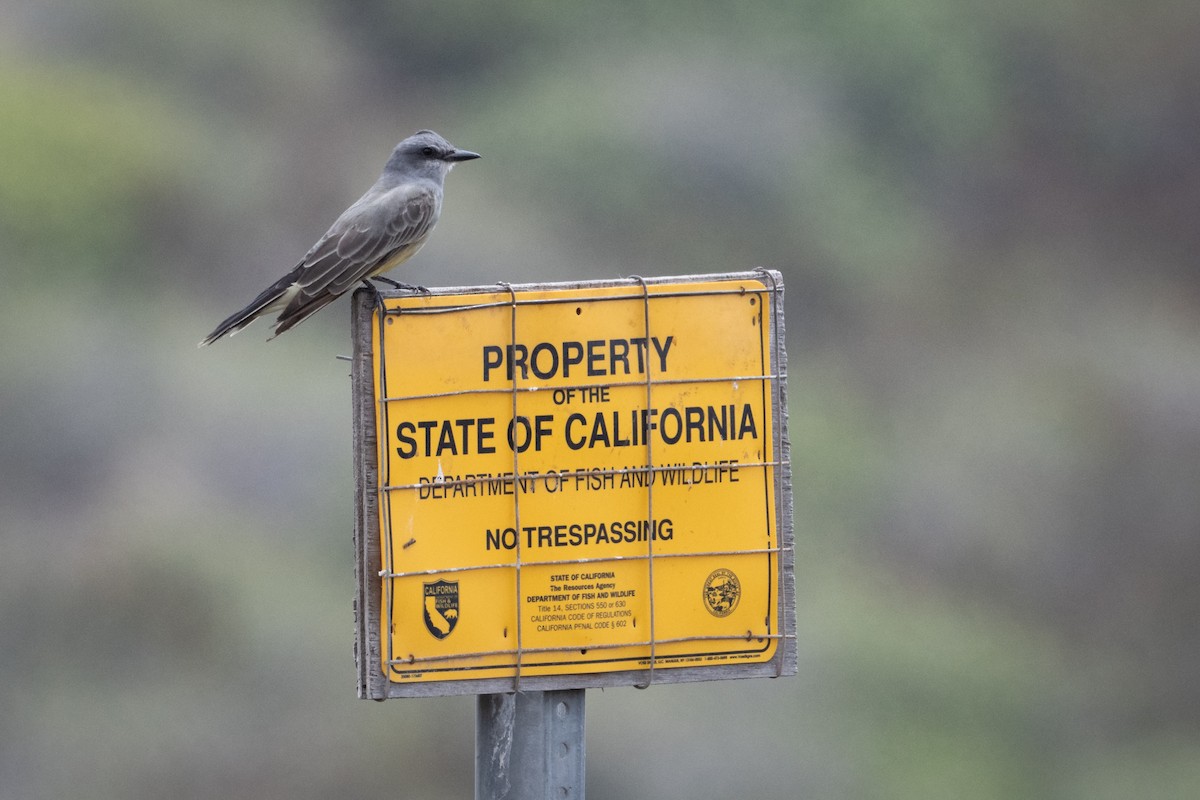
[357,273,791,693]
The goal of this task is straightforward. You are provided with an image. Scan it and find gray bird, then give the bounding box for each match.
[200,130,479,345]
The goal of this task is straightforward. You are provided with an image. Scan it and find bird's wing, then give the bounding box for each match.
[292,182,441,300]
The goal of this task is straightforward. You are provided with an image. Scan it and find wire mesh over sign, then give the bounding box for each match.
[352,271,795,699]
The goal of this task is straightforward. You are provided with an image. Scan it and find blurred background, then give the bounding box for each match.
[3,0,1199,797]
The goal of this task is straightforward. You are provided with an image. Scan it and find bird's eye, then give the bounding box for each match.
[421,146,436,156]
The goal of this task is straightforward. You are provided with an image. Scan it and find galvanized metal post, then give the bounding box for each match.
[476,689,586,800]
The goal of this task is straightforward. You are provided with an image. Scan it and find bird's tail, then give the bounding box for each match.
[198,270,299,346]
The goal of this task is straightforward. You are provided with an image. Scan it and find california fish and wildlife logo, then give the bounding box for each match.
[703,568,741,617]
[423,580,459,638]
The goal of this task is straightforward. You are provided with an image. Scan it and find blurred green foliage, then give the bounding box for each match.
[0,63,184,284]
[3,0,1200,798]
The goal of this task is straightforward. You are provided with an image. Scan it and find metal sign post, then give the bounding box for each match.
[351,271,794,793]
[476,690,585,800]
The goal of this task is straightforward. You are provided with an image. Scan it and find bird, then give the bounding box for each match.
[200,130,479,345]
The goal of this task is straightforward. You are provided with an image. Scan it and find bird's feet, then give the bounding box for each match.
[371,276,430,294]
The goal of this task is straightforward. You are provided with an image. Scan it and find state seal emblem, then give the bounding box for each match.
[702,568,741,617]
[423,580,459,639]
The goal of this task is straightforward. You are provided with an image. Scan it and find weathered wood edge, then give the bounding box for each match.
[770,271,798,679]
[350,270,795,699]
[351,291,381,698]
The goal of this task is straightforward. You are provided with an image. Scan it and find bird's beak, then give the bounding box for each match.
[446,149,481,162]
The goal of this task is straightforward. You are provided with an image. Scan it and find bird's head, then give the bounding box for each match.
[386,130,480,180]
